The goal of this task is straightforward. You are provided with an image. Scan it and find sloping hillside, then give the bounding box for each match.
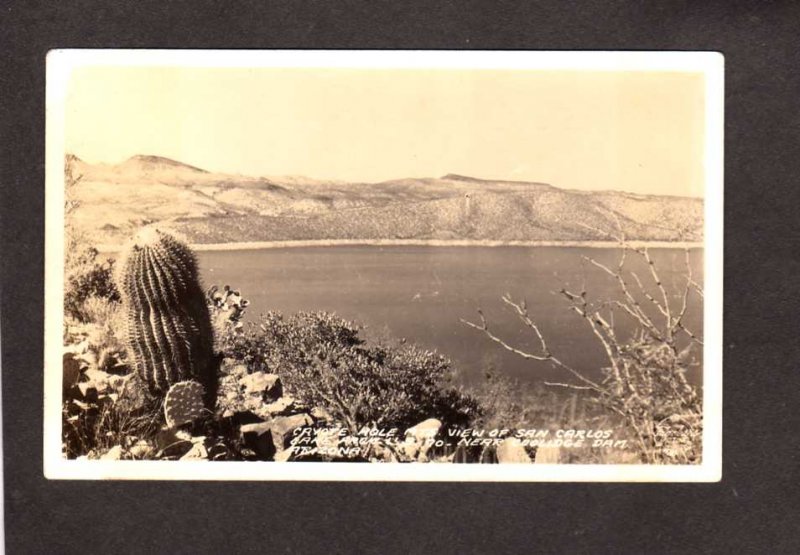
[65,155,703,246]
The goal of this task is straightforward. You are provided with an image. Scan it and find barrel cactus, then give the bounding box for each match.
[118,228,217,406]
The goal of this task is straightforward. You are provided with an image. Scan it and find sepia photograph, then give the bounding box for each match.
[43,50,723,481]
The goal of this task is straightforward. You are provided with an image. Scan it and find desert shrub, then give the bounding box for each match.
[63,295,128,374]
[64,243,120,322]
[223,311,481,432]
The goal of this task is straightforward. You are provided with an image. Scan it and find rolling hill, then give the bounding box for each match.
[65,154,703,247]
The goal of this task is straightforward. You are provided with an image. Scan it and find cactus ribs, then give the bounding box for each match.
[117,228,217,407]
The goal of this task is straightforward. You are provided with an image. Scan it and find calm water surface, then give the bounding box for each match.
[197,246,703,386]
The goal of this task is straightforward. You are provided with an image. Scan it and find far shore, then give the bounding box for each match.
[96,238,704,253]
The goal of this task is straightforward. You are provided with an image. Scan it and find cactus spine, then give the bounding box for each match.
[164,381,206,428]
[118,229,216,405]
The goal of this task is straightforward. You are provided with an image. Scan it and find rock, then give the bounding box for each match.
[269,414,314,451]
[240,422,277,460]
[310,406,333,423]
[180,442,209,460]
[368,442,399,463]
[128,440,153,459]
[405,418,442,442]
[155,428,193,459]
[534,444,561,464]
[100,445,123,460]
[220,410,263,428]
[240,372,282,402]
[225,390,239,401]
[227,363,249,378]
[496,438,532,463]
[106,374,127,393]
[254,396,296,419]
[63,352,81,392]
[96,348,122,373]
[84,369,111,394]
[402,418,442,462]
[239,414,314,460]
[70,382,98,403]
[70,399,93,412]
[243,396,264,413]
[207,443,230,461]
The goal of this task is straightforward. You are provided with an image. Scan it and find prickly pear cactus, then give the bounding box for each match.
[164,380,206,428]
[118,228,216,405]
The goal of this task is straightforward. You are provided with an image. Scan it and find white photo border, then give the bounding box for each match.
[44,49,723,481]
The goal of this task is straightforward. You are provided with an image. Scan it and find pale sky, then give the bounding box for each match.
[65,67,705,196]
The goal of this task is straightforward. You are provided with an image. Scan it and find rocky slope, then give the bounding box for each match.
[66,155,703,246]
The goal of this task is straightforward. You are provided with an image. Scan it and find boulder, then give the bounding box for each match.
[100,445,123,460]
[496,438,532,463]
[401,418,442,462]
[254,396,296,419]
[240,372,282,402]
[62,352,81,392]
[269,414,314,451]
[240,422,277,460]
[405,418,442,442]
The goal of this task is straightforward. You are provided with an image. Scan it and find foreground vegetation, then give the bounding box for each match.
[60,249,651,465]
[61,236,700,464]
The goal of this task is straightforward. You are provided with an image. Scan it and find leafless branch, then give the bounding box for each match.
[460,309,604,393]
[543,381,594,391]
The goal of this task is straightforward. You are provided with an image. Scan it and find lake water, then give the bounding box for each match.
[197,246,703,386]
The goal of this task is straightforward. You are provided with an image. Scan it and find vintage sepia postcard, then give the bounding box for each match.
[44,50,723,481]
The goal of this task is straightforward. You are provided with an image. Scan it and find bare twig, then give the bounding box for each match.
[460,309,604,392]
[464,228,704,464]
[543,381,595,391]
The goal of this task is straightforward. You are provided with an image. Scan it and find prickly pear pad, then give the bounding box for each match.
[164,381,206,428]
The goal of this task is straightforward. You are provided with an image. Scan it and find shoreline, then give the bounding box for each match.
[97,238,704,253]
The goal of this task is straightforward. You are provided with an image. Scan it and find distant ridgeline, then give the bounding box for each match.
[66,154,703,247]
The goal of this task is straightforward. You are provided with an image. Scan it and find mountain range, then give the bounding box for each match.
[65,154,703,246]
